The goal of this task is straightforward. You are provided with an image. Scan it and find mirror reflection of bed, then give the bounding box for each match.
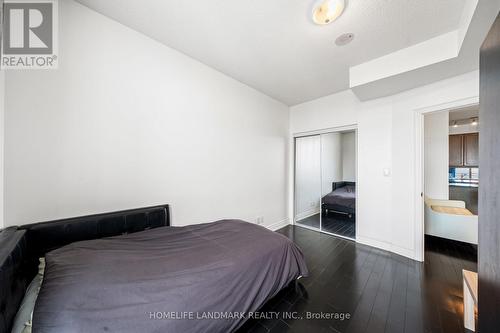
[294,130,356,239]
[321,181,355,238]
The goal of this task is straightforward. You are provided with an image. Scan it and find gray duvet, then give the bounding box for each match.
[32,220,308,333]
[322,186,356,212]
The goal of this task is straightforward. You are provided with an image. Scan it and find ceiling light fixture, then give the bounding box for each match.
[312,0,345,25]
[453,121,458,128]
[471,118,478,126]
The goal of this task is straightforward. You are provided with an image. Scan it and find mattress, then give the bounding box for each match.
[32,220,308,333]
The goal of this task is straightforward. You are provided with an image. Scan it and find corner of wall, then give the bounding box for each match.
[0,70,5,230]
[267,218,291,232]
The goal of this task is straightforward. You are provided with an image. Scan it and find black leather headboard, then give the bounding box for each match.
[19,204,170,260]
[0,227,30,333]
[332,181,356,192]
[0,204,170,333]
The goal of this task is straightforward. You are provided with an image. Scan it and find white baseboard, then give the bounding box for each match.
[267,220,419,261]
[357,236,417,261]
[294,208,320,221]
[266,218,290,231]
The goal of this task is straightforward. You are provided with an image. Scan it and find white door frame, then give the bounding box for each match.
[413,96,479,261]
[291,124,358,240]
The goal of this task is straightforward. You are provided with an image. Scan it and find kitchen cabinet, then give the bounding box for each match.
[449,133,479,167]
[464,133,479,166]
[449,135,464,167]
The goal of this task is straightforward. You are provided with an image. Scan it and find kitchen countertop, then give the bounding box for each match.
[450,183,479,188]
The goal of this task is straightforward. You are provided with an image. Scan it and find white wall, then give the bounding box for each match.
[290,70,479,260]
[424,112,449,200]
[320,132,342,196]
[294,136,321,219]
[341,131,356,182]
[4,0,289,229]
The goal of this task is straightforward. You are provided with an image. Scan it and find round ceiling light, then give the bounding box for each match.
[312,0,345,25]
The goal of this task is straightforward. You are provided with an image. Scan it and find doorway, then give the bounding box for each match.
[294,129,357,240]
[422,106,479,246]
[414,97,479,261]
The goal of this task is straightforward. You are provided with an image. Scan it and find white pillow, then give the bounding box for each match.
[11,258,45,333]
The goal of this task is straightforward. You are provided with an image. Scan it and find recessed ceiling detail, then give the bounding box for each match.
[349,0,484,100]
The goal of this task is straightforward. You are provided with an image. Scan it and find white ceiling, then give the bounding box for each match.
[449,106,479,121]
[74,0,497,105]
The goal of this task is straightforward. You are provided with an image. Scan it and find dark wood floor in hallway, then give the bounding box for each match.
[237,226,478,333]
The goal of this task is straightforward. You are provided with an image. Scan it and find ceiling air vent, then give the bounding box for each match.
[335,33,354,46]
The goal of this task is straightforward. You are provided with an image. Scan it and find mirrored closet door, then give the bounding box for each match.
[294,135,321,230]
[320,131,356,239]
[294,130,357,239]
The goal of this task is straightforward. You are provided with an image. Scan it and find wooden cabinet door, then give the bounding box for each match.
[449,135,464,166]
[464,133,479,166]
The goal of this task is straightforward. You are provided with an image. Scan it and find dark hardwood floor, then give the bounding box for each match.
[237,226,477,333]
[296,213,356,239]
[296,213,321,229]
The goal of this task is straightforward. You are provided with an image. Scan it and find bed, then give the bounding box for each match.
[322,181,356,218]
[0,205,308,333]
